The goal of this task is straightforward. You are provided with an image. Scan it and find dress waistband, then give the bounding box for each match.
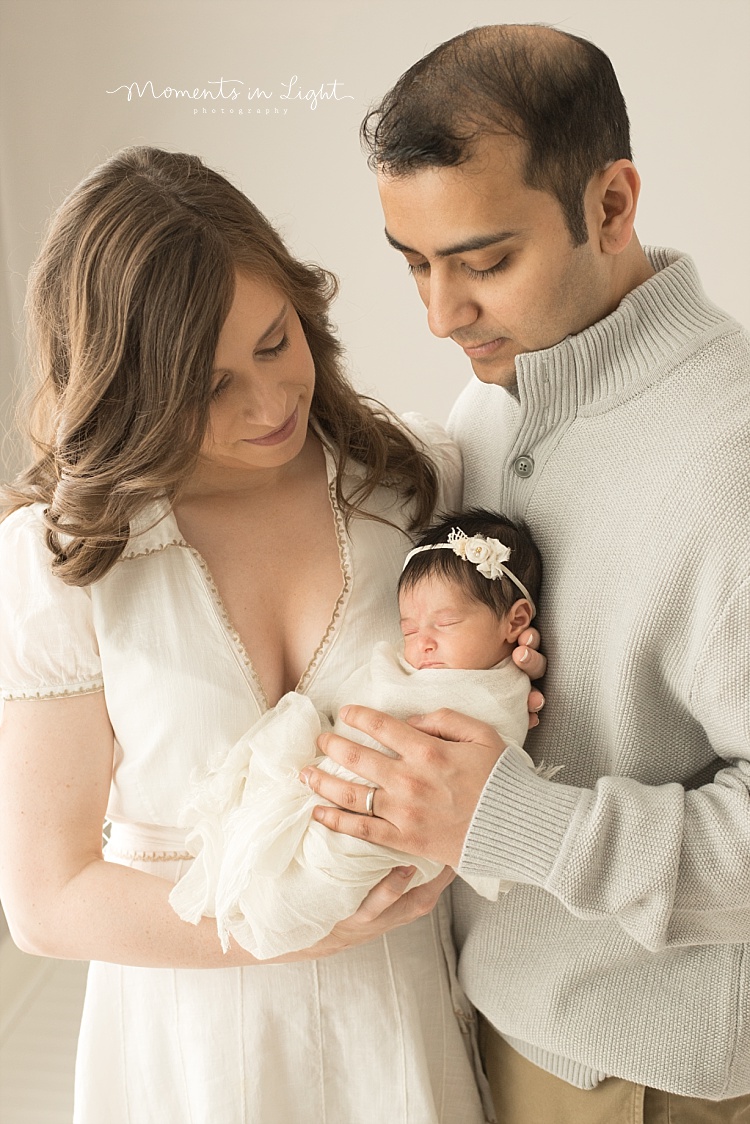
[105,821,193,862]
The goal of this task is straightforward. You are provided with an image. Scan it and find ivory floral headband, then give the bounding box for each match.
[402,527,536,618]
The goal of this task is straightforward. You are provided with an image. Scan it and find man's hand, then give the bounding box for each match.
[300,708,508,868]
[514,627,546,727]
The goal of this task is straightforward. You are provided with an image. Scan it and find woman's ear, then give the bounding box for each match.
[503,599,534,642]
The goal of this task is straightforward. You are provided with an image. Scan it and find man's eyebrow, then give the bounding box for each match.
[384,229,520,258]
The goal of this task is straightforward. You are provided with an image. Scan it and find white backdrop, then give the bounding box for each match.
[1,0,749,479]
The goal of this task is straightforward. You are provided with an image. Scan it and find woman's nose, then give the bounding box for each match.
[238,377,287,426]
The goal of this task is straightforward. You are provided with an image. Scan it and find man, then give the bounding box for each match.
[301,24,750,1122]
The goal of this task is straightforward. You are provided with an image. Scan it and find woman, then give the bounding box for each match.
[0,147,539,1122]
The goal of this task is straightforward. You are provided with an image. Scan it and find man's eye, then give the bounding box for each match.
[406,261,429,277]
[464,258,509,280]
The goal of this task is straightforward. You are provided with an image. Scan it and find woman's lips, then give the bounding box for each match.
[243,406,299,446]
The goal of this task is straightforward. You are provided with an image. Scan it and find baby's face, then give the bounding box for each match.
[398,575,511,671]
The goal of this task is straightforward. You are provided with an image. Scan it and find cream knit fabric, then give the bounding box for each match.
[448,248,750,1099]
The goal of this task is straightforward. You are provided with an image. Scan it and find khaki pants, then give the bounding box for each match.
[480,1018,750,1124]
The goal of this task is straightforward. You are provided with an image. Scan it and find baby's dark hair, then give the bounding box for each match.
[398,508,542,620]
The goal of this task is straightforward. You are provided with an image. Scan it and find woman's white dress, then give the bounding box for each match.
[0,419,492,1124]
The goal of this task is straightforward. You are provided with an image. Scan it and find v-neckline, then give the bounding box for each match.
[183,441,352,714]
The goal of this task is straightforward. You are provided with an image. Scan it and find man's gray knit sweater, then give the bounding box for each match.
[447,248,750,1099]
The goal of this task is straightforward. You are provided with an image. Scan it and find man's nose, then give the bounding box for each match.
[425,273,479,339]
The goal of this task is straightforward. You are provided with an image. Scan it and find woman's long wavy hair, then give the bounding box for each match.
[3,146,439,586]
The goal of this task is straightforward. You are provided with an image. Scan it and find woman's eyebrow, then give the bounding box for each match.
[256,302,288,344]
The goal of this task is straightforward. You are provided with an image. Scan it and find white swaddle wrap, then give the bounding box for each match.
[170,642,556,958]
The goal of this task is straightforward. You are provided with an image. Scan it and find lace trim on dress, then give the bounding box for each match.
[1,681,105,702]
[296,464,353,696]
[106,847,193,863]
[121,538,186,560]
[186,547,272,712]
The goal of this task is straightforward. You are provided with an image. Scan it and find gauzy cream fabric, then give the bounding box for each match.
[169,642,540,958]
[0,416,493,1124]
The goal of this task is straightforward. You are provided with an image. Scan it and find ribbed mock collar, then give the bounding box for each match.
[514,248,733,417]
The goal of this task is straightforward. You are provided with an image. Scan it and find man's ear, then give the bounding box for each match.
[589,159,641,255]
[504,599,534,642]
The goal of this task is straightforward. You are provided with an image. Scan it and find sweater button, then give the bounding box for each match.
[513,454,535,478]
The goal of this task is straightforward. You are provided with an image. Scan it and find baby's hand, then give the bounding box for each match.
[513,628,546,728]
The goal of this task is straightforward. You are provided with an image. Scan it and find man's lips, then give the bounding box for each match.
[456,335,508,359]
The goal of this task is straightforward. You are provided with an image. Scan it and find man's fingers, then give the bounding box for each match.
[334,705,428,759]
[311,801,399,847]
[405,707,505,750]
[300,765,380,817]
[514,644,547,680]
[519,627,541,651]
[528,688,545,713]
[316,726,400,781]
[514,628,547,681]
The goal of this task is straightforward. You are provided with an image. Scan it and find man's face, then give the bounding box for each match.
[378,134,614,388]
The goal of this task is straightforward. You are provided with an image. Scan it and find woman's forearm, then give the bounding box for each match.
[12,849,440,969]
[1,693,441,970]
[13,857,272,967]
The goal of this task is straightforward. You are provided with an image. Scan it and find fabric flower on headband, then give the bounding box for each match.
[401,526,536,616]
[447,528,512,580]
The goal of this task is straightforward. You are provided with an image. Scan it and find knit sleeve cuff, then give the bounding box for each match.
[457,744,586,885]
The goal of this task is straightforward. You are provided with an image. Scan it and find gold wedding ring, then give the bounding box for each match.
[365,787,376,817]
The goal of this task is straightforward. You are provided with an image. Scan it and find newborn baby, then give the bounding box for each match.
[170,508,560,959]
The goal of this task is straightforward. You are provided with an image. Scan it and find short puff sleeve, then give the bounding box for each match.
[0,505,103,700]
[399,412,463,512]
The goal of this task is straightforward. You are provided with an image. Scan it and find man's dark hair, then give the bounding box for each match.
[398,508,542,620]
[361,24,632,245]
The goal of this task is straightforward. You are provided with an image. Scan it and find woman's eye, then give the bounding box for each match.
[258,333,290,359]
[211,376,229,400]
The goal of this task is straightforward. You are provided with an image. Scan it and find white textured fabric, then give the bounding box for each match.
[448,248,750,1099]
[169,643,537,958]
[0,416,493,1124]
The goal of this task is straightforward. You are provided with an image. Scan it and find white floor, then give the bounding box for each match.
[0,939,87,1124]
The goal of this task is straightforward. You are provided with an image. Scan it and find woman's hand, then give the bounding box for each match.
[513,627,546,728]
[297,865,456,959]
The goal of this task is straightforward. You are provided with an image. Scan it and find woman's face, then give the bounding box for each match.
[202,271,316,472]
